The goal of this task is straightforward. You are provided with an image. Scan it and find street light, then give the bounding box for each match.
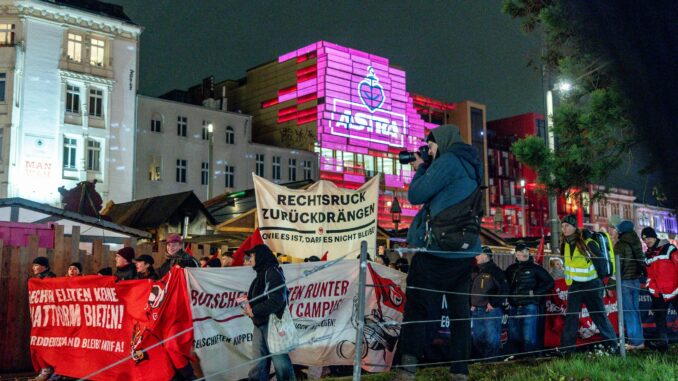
[520,179,527,237]
[207,123,214,200]
[390,196,402,234]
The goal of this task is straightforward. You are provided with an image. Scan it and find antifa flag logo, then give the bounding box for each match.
[368,263,405,313]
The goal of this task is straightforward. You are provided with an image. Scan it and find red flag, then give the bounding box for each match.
[367,263,406,314]
[232,228,263,266]
[132,267,194,380]
[535,235,545,265]
[321,251,328,261]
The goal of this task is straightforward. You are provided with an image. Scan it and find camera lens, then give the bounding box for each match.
[398,151,416,165]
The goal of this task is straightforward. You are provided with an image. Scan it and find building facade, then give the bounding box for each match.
[181,41,487,230]
[0,0,140,205]
[634,202,678,240]
[135,96,318,201]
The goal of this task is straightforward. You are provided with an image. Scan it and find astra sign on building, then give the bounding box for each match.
[270,42,441,228]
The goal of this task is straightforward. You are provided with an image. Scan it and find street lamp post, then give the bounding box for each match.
[390,196,402,235]
[207,123,214,200]
[520,179,527,237]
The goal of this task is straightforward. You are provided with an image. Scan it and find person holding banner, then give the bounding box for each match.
[157,233,199,278]
[398,124,483,381]
[560,215,618,354]
[114,247,137,281]
[241,244,296,381]
[32,257,56,279]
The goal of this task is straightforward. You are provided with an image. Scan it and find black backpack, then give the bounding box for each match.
[426,156,485,251]
[582,230,614,279]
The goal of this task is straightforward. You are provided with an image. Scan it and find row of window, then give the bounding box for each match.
[318,147,404,176]
[67,32,106,67]
[150,116,237,144]
[62,137,102,172]
[66,85,104,117]
[153,157,312,187]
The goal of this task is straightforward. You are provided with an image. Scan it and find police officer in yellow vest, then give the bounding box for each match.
[560,214,618,353]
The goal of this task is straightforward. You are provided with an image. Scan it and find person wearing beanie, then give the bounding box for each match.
[505,243,553,353]
[157,233,199,278]
[67,262,83,277]
[32,257,56,279]
[613,220,646,350]
[641,226,678,352]
[606,215,623,245]
[559,214,618,353]
[470,246,508,359]
[400,124,483,381]
[134,255,158,280]
[242,244,296,381]
[115,247,137,281]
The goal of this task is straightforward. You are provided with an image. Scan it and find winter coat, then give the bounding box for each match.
[471,260,509,308]
[136,268,159,281]
[115,264,137,281]
[505,257,554,306]
[614,223,645,280]
[247,245,287,327]
[157,249,199,278]
[645,240,678,301]
[35,270,56,279]
[406,124,483,258]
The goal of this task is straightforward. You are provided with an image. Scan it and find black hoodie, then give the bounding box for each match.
[247,245,287,326]
[505,257,554,306]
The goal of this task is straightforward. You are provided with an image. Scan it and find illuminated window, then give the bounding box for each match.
[63,137,77,169]
[176,159,187,183]
[177,116,187,137]
[288,158,297,181]
[225,165,234,188]
[201,121,210,140]
[86,139,101,172]
[90,37,105,67]
[65,85,80,114]
[226,126,235,144]
[0,73,5,102]
[611,203,619,217]
[67,33,83,62]
[201,162,209,185]
[0,24,14,46]
[255,154,264,176]
[88,88,103,117]
[272,156,281,181]
[302,160,312,180]
[149,155,161,181]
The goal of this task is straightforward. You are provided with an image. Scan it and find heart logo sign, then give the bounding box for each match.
[358,66,385,112]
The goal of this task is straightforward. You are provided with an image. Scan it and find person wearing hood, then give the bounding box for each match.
[114,247,137,281]
[560,215,618,353]
[614,220,646,350]
[470,247,509,359]
[157,233,199,278]
[505,243,554,353]
[398,125,482,381]
[241,244,296,381]
[641,227,678,352]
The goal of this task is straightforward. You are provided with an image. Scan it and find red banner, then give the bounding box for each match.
[29,268,193,381]
[29,275,151,380]
[544,278,619,347]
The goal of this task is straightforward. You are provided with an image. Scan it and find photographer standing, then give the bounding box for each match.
[397,124,483,381]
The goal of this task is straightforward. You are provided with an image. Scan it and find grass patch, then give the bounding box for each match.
[321,345,678,381]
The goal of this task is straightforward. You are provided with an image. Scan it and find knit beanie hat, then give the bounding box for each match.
[68,262,83,273]
[117,247,135,264]
[561,214,578,228]
[607,215,623,229]
[641,227,657,239]
[33,256,49,268]
[481,246,493,257]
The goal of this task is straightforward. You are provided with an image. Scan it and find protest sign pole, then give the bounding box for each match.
[352,240,368,381]
[614,250,626,358]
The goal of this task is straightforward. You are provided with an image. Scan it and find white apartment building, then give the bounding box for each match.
[634,203,678,240]
[135,95,318,201]
[0,0,140,204]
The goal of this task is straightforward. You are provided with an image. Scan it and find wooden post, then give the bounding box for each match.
[92,239,104,273]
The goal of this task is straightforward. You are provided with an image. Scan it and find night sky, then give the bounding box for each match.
[108,0,544,120]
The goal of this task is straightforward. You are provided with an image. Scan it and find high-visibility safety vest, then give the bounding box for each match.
[563,238,599,285]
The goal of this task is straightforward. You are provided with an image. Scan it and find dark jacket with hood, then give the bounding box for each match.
[614,220,645,280]
[115,264,137,281]
[157,249,199,278]
[247,245,287,327]
[505,257,554,306]
[471,259,509,308]
[406,124,483,258]
[136,267,159,281]
[35,269,57,279]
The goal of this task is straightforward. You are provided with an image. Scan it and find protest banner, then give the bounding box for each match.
[186,260,405,380]
[543,278,619,347]
[28,275,151,380]
[253,174,380,260]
